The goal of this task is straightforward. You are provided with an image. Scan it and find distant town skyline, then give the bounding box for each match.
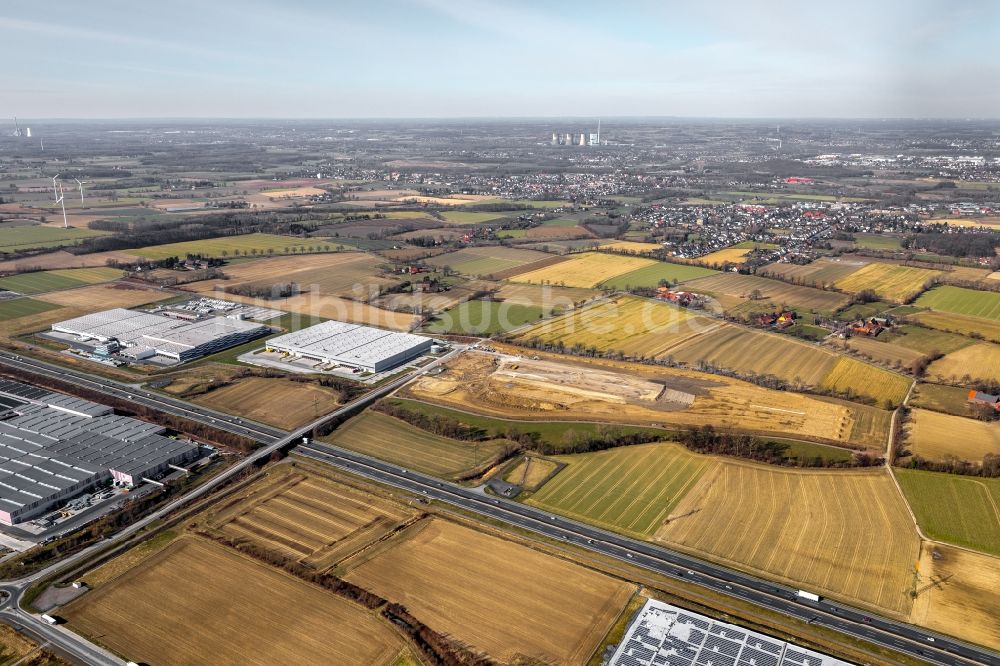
[2,0,998,119]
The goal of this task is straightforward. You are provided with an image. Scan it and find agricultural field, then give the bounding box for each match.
[895,469,1000,556]
[818,356,912,407]
[854,233,903,250]
[503,456,560,488]
[510,252,656,288]
[220,291,418,331]
[324,411,509,478]
[0,267,122,295]
[438,210,509,224]
[599,240,663,253]
[695,247,755,266]
[926,342,1000,384]
[203,469,416,569]
[657,463,919,615]
[193,378,344,430]
[879,324,973,355]
[905,408,1000,462]
[407,351,891,448]
[62,537,406,666]
[835,336,925,369]
[423,299,546,335]
[516,295,718,358]
[527,443,714,537]
[343,519,633,665]
[910,309,1000,342]
[834,262,941,303]
[910,543,1000,650]
[187,252,398,300]
[0,225,104,253]
[599,260,717,289]
[492,282,598,308]
[667,325,835,385]
[37,284,174,310]
[0,298,62,321]
[761,258,864,288]
[424,246,552,277]
[682,273,849,314]
[0,249,141,273]
[915,285,1000,320]
[131,233,307,260]
[909,382,973,417]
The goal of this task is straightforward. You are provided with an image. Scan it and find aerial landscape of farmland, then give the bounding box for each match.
[2,11,1000,663]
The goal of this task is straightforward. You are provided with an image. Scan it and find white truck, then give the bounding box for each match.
[796,590,821,602]
[41,614,58,625]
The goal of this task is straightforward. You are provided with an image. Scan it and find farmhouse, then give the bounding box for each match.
[51,308,269,363]
[849,318,885,337]
[755,310,797,329]
[265,320,432,373]
[0,380,198,525]
[967,390,1000,410]
[655,287,703,307]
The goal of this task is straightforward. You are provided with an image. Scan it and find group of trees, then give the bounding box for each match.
[675,425,882,468]
[224,281,301,300]
[906,231,1000,259]
[901,454,1000,478]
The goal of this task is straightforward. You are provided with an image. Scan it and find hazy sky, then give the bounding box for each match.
[3,0,998,119]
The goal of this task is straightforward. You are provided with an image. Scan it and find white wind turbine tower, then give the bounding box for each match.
[52,175,68,228]
[74,178,88,204]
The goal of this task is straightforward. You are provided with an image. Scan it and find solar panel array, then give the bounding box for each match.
[610,600,853,666]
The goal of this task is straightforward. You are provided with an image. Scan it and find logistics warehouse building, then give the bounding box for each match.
[0,380,199,525]
[51,308,269,362]
[266,320,432,373]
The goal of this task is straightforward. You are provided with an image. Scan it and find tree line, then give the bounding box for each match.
[198,530,492,665]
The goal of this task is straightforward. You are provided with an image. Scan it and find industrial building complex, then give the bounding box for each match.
[0,380,199,525]
[610,600,850,666]
[49,306,269,364]
[264,320,433,373]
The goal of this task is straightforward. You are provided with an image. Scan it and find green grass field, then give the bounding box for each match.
[0,226,105,253]
[599,261,717,289]
[915,285,1000,321]
[895,469,1000,556]
[132,233,308,260]
[423,300,546,335]
[909,383,975,417]
[854,233,903,250]
[0,268,123,295]
[439,211,509,224]
[910,309,1000,343]
[323,411,508,479]
[0,298,64,321]
[879,324,973,355]
[526,443,711,537]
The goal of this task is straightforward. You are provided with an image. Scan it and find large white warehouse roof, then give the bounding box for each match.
[266,320,431,372]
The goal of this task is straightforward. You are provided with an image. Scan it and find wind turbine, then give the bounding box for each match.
[12,118,22,138]
[74,178,88,204]
[52,176,68,228]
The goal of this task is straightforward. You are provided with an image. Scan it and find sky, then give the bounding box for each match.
[2,0,999,119]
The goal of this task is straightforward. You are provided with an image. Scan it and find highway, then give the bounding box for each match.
[0,349,998,666]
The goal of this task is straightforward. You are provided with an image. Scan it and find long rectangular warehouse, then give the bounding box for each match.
[0,380,199,525]
[266,320,432,372]
[51,308,268,362]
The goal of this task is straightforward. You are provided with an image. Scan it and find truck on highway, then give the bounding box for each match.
[796,590,821,602]
[41,614,58,625]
